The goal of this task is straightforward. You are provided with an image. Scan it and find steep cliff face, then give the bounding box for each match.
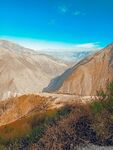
[0,40,68,100]
[45,43,113,96]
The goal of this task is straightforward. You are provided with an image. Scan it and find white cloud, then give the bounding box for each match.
[58,5,68,14]
[74,11,81,16]
[73,11,86,16]
[0,36,101,52]
[76,43,100,49]
[48,19,55,25]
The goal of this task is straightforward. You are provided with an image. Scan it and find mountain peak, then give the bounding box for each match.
[0,39,21,48]
[0,39,37,54]
[104,42,113,50]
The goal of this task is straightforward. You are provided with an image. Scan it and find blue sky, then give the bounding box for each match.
[0,0,113,50]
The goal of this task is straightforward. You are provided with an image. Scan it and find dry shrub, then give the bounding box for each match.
[29,83,113,149]
[29,103,90,150]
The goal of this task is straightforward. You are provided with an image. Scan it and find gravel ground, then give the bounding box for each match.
[77,144,113,150]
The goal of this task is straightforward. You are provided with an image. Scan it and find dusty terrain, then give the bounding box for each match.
[0,93,83,126]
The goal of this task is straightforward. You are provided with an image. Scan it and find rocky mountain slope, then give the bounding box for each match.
[44,43,113,96]
[0,40,68,100]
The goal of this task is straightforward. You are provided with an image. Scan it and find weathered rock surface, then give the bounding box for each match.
[45,43,113,96]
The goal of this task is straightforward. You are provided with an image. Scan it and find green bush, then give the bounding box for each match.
[28,126,44,143]
[31,106,72,128]
[91,81,113,115]
[90,81,113,140]
[57,106,71,116]
[91,101,104,115]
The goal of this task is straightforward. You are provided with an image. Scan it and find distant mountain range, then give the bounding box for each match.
[38,50,94,64]
[44,43,113,96]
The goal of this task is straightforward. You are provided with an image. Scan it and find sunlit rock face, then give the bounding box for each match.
[45,43,113,96]
[0,40,68,100]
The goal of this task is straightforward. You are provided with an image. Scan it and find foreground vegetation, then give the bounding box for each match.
[29,81,113,150]
[0,105,71,149]
[0,81,113,149]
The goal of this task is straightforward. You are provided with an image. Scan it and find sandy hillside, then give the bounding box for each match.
[0,40,68,100]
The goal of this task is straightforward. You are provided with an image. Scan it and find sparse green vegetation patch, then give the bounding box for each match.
[0,105,72,149]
